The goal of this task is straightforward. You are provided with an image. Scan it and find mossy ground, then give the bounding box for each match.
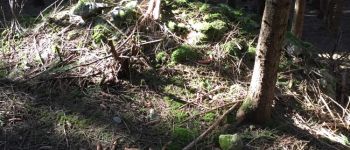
[0,0,349,150]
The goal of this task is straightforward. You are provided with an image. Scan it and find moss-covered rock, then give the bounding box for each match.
[71,0,109,18]
[219,134,243,150]
[109,0,138,24]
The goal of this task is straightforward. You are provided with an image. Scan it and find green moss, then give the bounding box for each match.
[175,0,188,5]
[198,3,210,12]
[110,1,138,25]
[173,110,188,122]
[155,51,167,63]
[192,20,228,41]
[248,45,256,56]
[71,0,93,17]
[168,21,177,31]
[164,96,183,109]
[199,79,212,90]
[203,13,224,22]
[186,31,208,45]
[240,97,254,113]
[171,45,199,63]
[57,113,91,128]
[203,112,216,122]
[164,96,188,122]
[173,127,195,142]
[167,21,189,34]
[219,134,243,150]
[221,40,247,57]
[92,24,110,44]
[67,30,80,40]
[168,127,197,149]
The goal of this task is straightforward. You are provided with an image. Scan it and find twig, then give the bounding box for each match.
[181,101,241,123]
[183,103,240,150]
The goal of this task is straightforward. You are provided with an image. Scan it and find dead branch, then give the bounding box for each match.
[181,101,242,124]
[141,0,161,23]
[183,103,241,150]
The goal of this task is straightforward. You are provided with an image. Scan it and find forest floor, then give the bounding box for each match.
[0,1,350,149]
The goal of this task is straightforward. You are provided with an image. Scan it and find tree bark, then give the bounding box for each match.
[291,0,306,38]
[236,0,292,124]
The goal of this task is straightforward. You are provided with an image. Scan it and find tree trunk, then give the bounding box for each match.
[236,0,292,124]
[325,0,343,34]
[291,0,306,38]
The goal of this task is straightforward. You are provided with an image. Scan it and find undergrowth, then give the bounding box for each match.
[0,0,349,149]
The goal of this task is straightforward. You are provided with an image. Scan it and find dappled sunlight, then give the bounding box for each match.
[0,0,349,149]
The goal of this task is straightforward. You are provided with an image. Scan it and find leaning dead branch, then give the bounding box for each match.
[183,103,241,150]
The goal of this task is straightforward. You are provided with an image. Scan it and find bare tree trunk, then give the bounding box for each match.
[325,0,343,34]
[291,0,306,38]
[236,0,292,124]
[142,0,161,22]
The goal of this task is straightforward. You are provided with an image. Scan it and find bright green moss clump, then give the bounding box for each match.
[156,51,167,63]
[92,24,110,44]
[219,134,243,150]
[171,45,199,63]
[168,127,197,149]
[192,20,228,42]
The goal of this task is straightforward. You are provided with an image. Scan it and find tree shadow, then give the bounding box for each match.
[0,71,177,149]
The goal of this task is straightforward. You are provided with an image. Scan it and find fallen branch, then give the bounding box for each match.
[181,101,242,124]
[183,102,241,150]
